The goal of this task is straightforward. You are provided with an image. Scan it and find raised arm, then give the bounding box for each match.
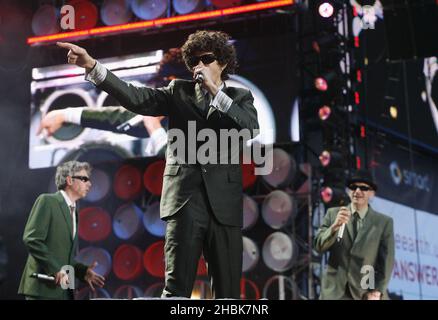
[57,41,96,71]
[57,42,172,116]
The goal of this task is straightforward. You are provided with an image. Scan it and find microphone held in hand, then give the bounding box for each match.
[31,272,55,282]
[194,73,204,83]
[337,223,346,242]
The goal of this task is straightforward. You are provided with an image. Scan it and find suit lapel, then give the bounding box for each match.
[55,191,74,241]
[192,83,208,117]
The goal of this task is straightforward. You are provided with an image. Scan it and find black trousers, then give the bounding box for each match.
[161,182,243,299]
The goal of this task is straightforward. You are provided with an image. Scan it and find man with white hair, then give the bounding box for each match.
[18,161,105,299]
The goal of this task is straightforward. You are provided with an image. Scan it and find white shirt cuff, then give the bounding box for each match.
[85,61,107,85]
[210,90,233,113]
[144,127,167,156]
[64,107,83,125]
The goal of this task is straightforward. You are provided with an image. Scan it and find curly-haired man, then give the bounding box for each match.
[57,30,259,299]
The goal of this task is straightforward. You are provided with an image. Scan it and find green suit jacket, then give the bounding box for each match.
[96,72,259,227]
[314,205,395,300]
[18,192,87,299]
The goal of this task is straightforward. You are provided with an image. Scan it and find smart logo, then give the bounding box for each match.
[389,161,430,192]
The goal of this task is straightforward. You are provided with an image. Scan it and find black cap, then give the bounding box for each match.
[346,169,378,191]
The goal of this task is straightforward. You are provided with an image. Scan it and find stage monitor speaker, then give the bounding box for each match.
[381,0,438,61]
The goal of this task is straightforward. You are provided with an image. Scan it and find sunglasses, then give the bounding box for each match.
[72,175,91,183]
[348,184,372,191]
[188,54,217,69]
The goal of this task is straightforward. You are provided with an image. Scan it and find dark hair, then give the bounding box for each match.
[181,30,237,80]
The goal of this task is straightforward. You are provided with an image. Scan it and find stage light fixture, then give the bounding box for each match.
[314,77,328,92]
[319,151,330,166]
[318,2,334,18]
[318,105,331,121]
[320,186,332,203]
[100,0,133,26]
[389,106,398,119]
[69,0,99,30]
[314,70,337,92]
[31,4,60,36]
[319,150,343,168]
[172,0,205,15]
[131,0,168,20]
[28,0,295,44]
[320,186,347,205]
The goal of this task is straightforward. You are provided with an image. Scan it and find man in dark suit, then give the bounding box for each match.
[314,170,395,300]
[57,30,259,298]
[18,161,105,299]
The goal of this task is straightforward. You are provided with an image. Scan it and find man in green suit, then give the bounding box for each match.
[18,161,105,299]
[314,170,395,300]
[57,30,259,299]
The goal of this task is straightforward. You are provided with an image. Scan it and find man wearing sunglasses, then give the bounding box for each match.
[19,161,105,299]
[56,30,259,299]
[314,170,395,300]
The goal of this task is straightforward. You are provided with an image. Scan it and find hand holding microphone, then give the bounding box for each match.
[31,271,69,287]
[193,66,220,96]
[31,273,55,282]
[194,73,204,83]
[193,65,206,84]
[333,207,351,242]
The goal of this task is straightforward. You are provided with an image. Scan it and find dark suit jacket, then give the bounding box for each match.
[80,107,167,157]
[81,106,150,138]
[314,205,395,300]
[18,192,87,299]
[97,71,259,226]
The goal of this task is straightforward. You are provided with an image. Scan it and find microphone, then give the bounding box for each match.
[31,272,55,282]
[116,115,144,132]
[337,223,346,242]
[194,73,204,83]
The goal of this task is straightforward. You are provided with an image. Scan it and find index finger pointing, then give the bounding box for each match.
[57,42,79,53]
[57,41,72,48]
